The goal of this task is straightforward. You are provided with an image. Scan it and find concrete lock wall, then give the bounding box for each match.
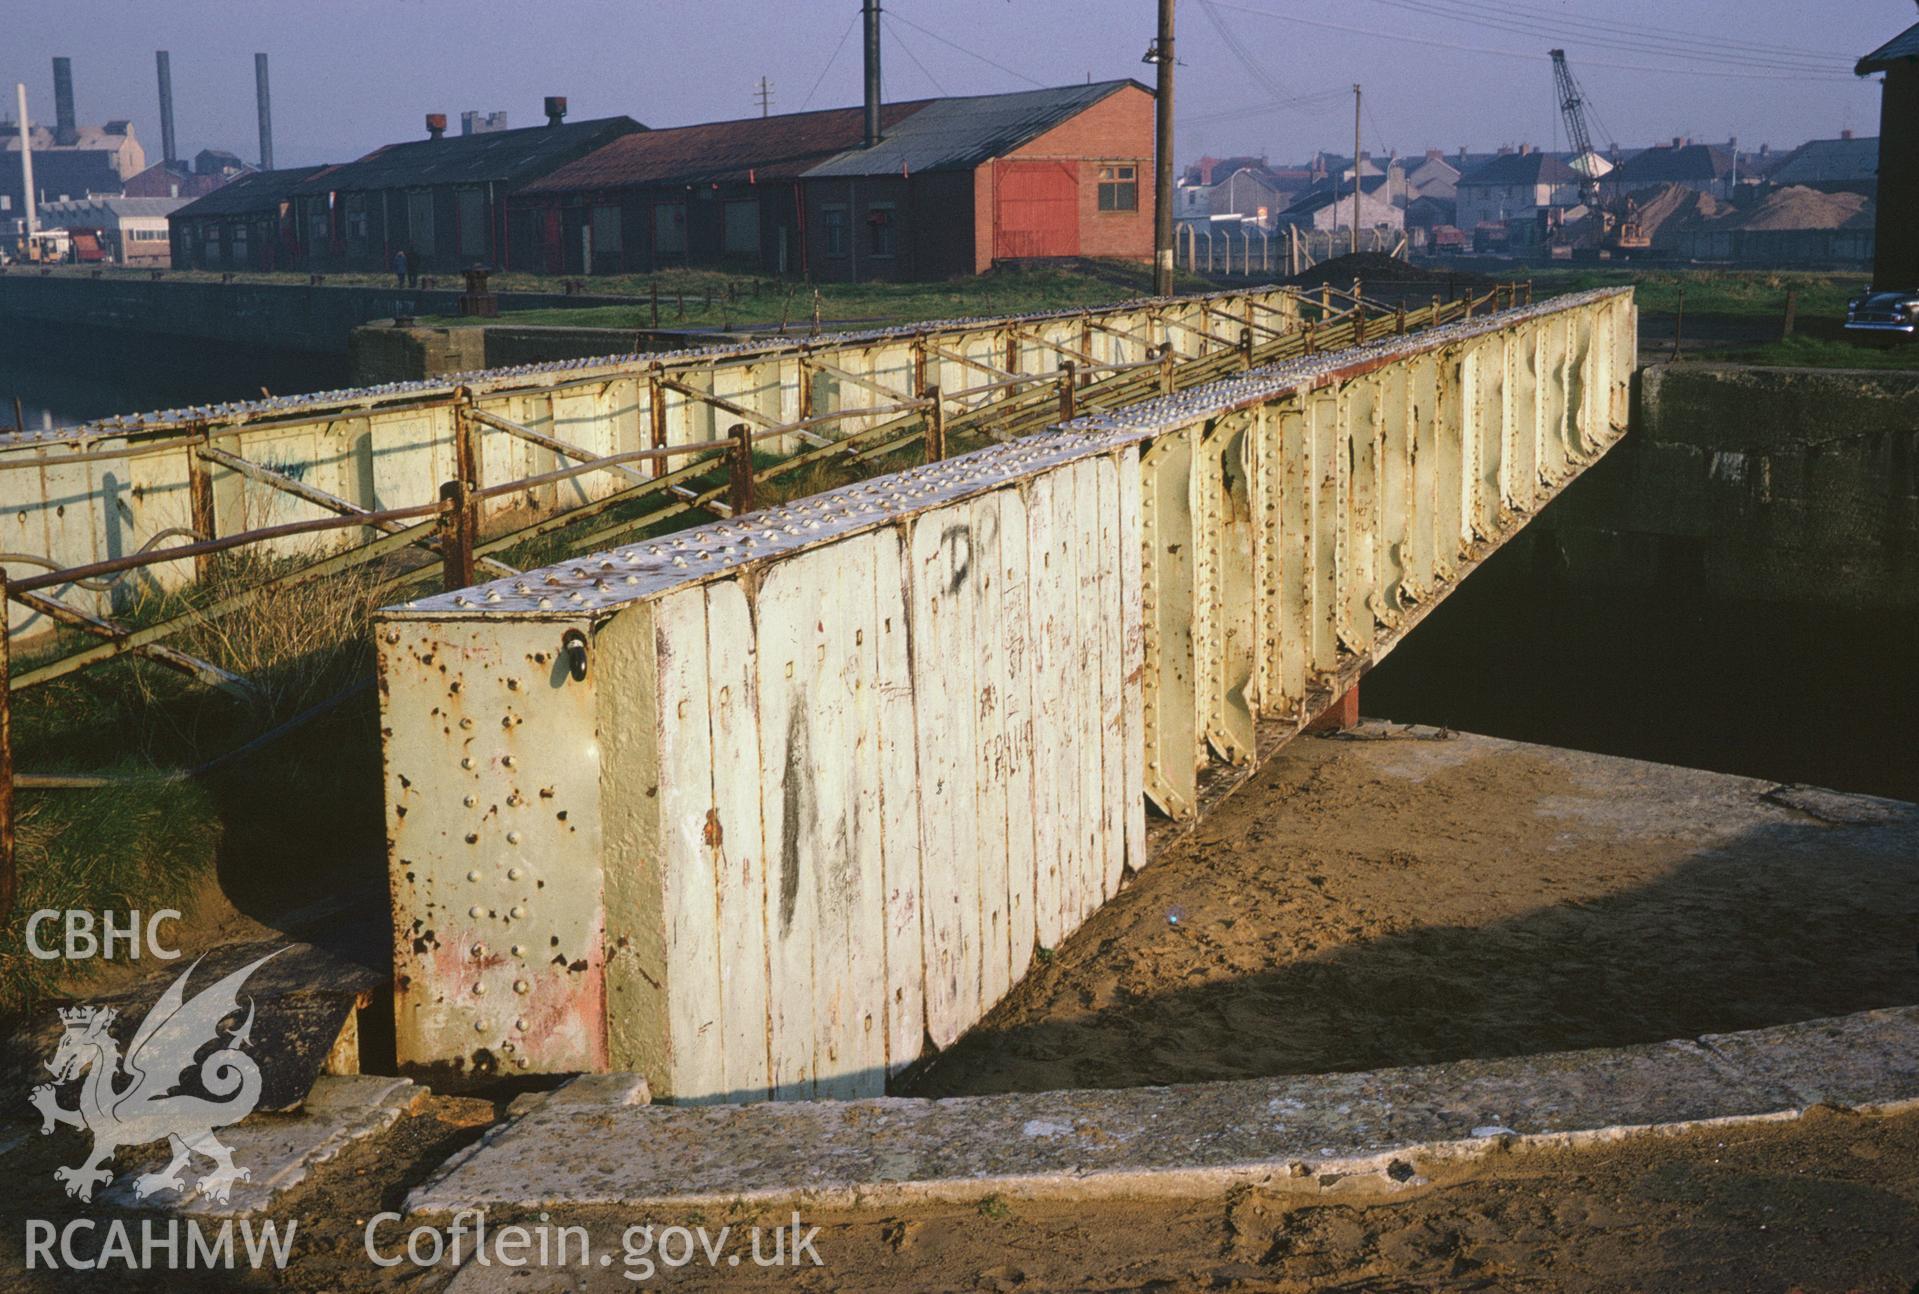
[375,288,1634,1100]
[0,287,1298,644]
[1538,361,1919,611]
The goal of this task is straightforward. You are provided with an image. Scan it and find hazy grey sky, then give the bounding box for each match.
[2,1,1903,170]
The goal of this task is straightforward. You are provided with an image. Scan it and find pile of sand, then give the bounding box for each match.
[1623,182,1726,248]
[1731,184,1875,231]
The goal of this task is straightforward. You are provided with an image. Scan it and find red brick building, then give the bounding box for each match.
[799,80,1155,282]
[510,102,923,276]
[510,81,1155,282]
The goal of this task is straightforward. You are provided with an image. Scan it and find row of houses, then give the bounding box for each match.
[169,81,1157,282]
[1179,130,1884,255]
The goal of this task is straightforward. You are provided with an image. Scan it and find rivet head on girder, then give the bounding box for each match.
[463,794,477,807]
[461,757,475,769]
[514,1018,528,1031]
[475,1019,491,1032]
[507,866,524,880]
[472,983,486,995]
[506,830,522,845]
[510,944,524,958]
[384,630,400,645]
[513,980,529,995]
[468,904,484,918]
[470,943,485,958]
[467,869,481,882]
[509,905,525,919]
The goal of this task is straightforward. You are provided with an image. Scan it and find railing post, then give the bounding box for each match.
[1058,361,1077,421]
[1432,293,1443,324]
[438,478,476,592]
[1524,280,1534,306]
[1238,325,1254,369]
[187,422,217,582]
[923,385,946,463]
[0,567,13,921]
[912,332,928,397]
[1396,303,1407,335]
[1157,344,1175,395]
[452,384,481,493]
[1303,320,1316,355]
[1463,293,1475,322]
[649,364,668,479]
[1354,306,1367,346]
[728,423,755,517]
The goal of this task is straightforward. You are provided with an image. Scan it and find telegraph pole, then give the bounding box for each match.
[1152,0,1176,296]
[1351,84,1362,256]
[756,76,773,118]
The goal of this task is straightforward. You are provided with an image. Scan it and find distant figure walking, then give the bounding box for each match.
[392,248,407,288]
[405,243,421,288]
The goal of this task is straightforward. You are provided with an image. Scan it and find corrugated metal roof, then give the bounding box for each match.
[171,165,333,218]
[37,196,187,221]
[803,80,1147,179]
[1858,21,1919,73]
[1457,152,1579,187]
[521,101,929,195]
[294,116,642,194]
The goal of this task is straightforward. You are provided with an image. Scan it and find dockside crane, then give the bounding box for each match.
[1551,49,1602,210]
[1549,49,1648,255]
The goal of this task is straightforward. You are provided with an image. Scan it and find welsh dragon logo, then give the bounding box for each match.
[30,950,281,1204]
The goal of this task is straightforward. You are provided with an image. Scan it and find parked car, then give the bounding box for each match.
[1845,288,1919,337]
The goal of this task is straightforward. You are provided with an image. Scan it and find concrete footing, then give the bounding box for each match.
[403,1007,1918,1216]
[106,1075,421,1217]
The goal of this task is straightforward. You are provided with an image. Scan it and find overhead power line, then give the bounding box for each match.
[1198,0,1295,105]
[1350,0,1851,76]
[1387,0,1859,63]
[1202,0,1862,83]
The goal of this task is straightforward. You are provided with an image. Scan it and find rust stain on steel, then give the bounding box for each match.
[374,288,1633,1092]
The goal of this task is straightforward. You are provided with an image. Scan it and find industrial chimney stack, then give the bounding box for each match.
[51,57,77,147]
[862,0,882,148]
[255,53,274,170]
[155,51,178,166]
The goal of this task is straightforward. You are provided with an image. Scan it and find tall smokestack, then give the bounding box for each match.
[255,52,274,170]
[15,84,37,234]
[51,57,76,147]
[155,51,177,166]
[863,0,882,149]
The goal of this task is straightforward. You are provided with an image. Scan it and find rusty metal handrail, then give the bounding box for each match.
[0,283,1490,920]
[9,498,447,595]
